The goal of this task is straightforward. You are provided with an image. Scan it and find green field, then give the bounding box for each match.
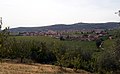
[13,36,114,51]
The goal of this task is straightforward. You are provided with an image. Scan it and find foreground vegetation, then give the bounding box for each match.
[0,29,120,74]
[0,62,91,74]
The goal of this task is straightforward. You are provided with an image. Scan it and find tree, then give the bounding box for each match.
[113,30,120,70]
[0,28,10,58]
[31,42,57,64]
[96,38,104,49]
[60,36,65,41]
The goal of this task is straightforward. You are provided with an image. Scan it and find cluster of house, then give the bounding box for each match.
[60,32,109,41]
[12,29,112,41]
[61,30,113,41]
[17,30,61,37]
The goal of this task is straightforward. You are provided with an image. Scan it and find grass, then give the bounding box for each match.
[0,62,91,74]
[103,40,113,50]
[12,36,114,51]
[12,36,97,50]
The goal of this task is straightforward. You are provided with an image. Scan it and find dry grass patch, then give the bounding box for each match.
[0,62,91,74]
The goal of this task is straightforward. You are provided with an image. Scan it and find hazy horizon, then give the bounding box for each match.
[9,22,120,29]
[0,0,120,29]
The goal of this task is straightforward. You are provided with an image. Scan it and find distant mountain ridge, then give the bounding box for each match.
[9,22,120,32]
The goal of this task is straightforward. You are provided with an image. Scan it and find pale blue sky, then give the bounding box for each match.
[0,0,120,29]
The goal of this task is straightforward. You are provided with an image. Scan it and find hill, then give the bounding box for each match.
[9,22,120,32]
[0,62,91,74]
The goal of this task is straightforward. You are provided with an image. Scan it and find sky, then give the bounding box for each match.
[0,0,120,29]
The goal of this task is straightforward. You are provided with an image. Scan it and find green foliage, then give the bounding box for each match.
[34,42,57,64]
[0,29,120,73]
[96,38,103,48]
[96,51,119,73]
[0,28,10,58]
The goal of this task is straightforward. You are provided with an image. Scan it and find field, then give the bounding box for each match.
[13,36,96,49]
[13,36,113,50]
[0,62,91,74]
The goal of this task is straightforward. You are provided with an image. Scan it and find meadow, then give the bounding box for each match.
[13,36,113,51]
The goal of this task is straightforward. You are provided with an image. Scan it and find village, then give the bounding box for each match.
[12,29,113,41]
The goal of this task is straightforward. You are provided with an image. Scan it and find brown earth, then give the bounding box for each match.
[0,62,91,74]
